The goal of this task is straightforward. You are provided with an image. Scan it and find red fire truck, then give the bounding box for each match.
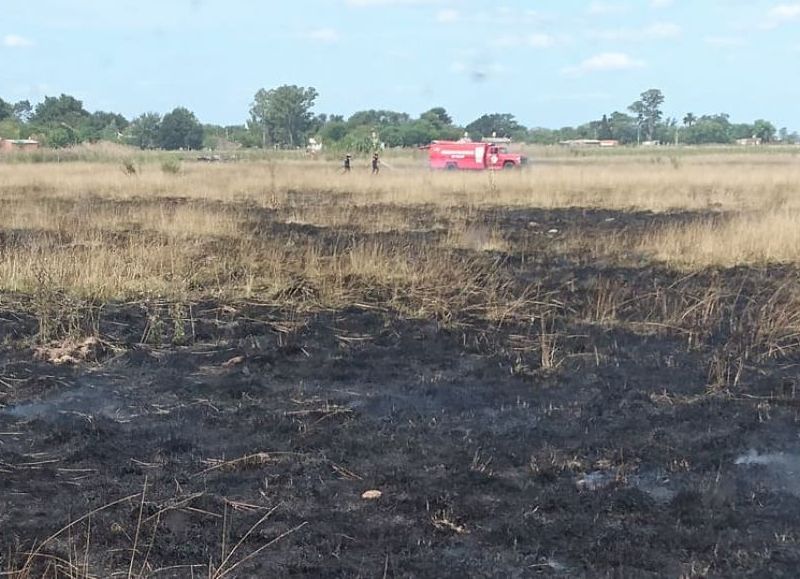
[427,140,527,171]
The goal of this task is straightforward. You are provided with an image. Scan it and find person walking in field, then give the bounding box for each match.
[342,154,352,173]
[371,153,380,174]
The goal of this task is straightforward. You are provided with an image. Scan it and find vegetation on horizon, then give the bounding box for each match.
[1,87,795,152]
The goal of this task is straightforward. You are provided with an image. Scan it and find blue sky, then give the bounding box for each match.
[2,0,799,129]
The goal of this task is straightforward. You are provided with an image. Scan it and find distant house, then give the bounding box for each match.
[0,138,40,152]
[558,139,618,147]
[306,137,323,154]
[559,139,601,147]
[736,137,762,146]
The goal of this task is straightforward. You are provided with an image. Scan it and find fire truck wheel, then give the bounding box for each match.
[503,161,516,170]
[446,163,458,171]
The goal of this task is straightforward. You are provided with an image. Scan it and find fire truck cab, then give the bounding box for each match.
[428,140,526,171]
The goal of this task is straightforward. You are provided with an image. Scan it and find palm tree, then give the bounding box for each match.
[682,113,697,128]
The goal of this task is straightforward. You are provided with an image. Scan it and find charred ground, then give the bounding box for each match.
[2,194,800,577]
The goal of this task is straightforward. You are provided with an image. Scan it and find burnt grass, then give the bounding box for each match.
[2,205,800,578]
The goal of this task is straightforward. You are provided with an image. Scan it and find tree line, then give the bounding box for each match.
[0,87,795,150]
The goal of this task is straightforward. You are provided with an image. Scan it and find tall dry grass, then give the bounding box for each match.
[641,210,800,268]
[1,153,799,211]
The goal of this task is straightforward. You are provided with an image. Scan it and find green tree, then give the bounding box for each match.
[683,114,732,145]
[420,107,453,129]
[340,125,376,154]
[319,121,348,143]
[380,125,405,147]
[752,119,776,142]
[13,100,32,122]
[31,94,89,125]
[158,108,203,150]
[47,127,77,148]
[628,89,664,142]
[221,124,261,148]
[730,123,754,140]
[308,113,328,138]
[0,119,21,139]
[399,119,438,146]
[127,112,162,149]
[526,127,558,145]
[249,85,318,148]
[347,110,410,128]
[83,111,129,142]
[682,113,697,127]
[0,98,13,121]
[606,111,637,144]
[554,126,580,142]
[597,114,613,140]
[465,113,526,140]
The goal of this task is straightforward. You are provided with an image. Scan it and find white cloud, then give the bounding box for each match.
[563,52,645,76]
[590,22,682,41]
[3,34,34,48]
[764,3,800,27]
[305,28,340,43]
[436,9,459,23]
[650,0,674,8]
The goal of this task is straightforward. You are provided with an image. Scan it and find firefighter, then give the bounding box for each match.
[342,154,352,173]
[371,153,380,174]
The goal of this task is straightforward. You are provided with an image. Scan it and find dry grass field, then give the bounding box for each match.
[2,148,800,577]
[1,151,799,299]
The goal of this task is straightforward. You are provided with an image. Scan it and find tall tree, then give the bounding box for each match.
[0,98,13,121]
[752,119,776,142]
[628,89,664,142]
[597,114,613,140]
[465,113,526,140]
[682,113,697,127]
[31,94,89,125]
[683,114,732,145]
[347,110,410,128]
[319,121,348,143]
[84,111,129,142]
[158,107,203,150]
[13,100,32,122]
[250,85,318,148]
[420,107,453,129]
[607,111,638,144]
[127,112,162,149]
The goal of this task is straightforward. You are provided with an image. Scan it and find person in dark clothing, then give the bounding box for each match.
[371,153,380,174]
[343,154,351,173]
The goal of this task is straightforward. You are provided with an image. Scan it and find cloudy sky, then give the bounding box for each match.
[2,0,799,128]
